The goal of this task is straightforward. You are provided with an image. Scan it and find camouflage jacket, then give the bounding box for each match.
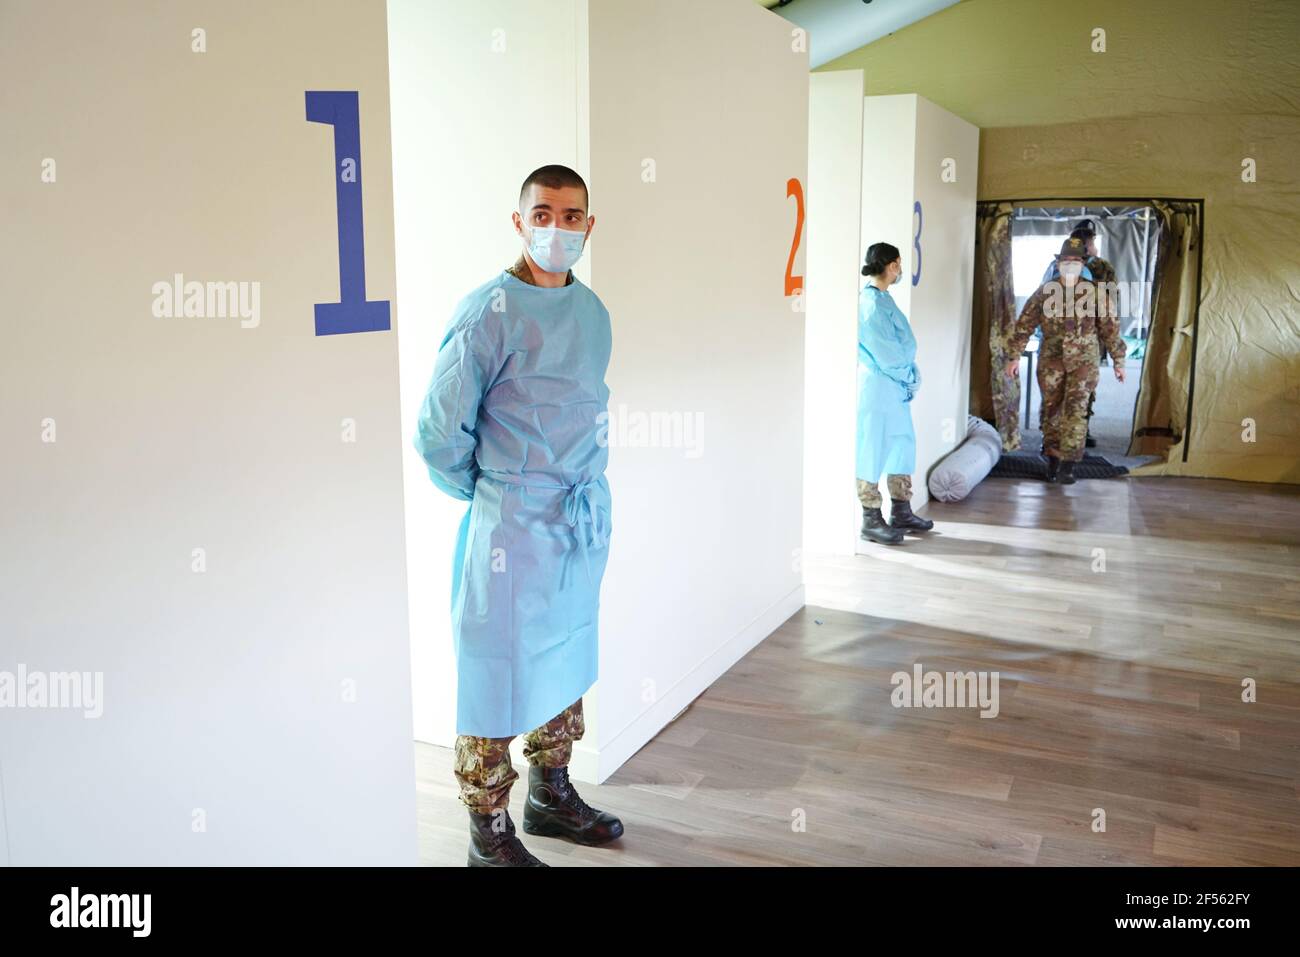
[1009,272,1126,371]
[1087,255,1117,286]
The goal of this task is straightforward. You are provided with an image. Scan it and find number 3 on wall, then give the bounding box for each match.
[911,199,922,287]
[306,91,391,336]
[785,177,805,297]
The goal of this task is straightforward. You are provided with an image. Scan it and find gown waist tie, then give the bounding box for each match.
[479,470,609,586]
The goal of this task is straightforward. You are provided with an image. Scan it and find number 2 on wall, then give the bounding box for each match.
[911,200,922,287]
[305,91,391,336]
[785,177,805,297]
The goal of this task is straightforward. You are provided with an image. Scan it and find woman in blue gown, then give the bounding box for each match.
[856,242,934,545]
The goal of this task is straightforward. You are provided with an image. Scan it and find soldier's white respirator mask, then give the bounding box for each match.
[1059,261,1084,284]
[527,222,587,273]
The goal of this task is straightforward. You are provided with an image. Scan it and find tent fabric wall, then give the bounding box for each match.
[821,0,1300,483]
[1131,200,1202,459]
[971,202,1017,449]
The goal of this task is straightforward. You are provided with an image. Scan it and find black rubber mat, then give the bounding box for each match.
[990,451,1129,480]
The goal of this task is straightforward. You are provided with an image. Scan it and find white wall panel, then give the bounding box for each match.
[804,71,866,557]
[908,95,978,510]
[1,0,416,864]
[587,0,809,780]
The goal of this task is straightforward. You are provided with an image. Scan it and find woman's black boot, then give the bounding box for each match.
[861,507,904,545]
[889,500,934,533]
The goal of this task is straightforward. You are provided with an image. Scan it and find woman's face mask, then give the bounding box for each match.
[889,260,902,286]
[1059,260,1084,284]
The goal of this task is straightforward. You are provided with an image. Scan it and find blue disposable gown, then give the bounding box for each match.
[413,270,613,738]
[856,285,919,483]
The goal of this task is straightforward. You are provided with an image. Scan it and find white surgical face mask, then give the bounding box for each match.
[1059,261,1084,284]
[527,223,587,273]
[890,262,902,286]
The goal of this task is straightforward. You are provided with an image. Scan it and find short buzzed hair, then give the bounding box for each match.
[519,164,589,210]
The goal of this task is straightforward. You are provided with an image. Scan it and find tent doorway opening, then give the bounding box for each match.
[971,197,1204,473]
[1010,205,1159,468]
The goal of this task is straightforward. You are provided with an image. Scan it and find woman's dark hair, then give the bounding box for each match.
[862,242,901,277]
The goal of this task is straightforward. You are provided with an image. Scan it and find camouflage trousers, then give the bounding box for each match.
[1037,361,1098,462]
[857,474,912,509]
[453,698,584,814]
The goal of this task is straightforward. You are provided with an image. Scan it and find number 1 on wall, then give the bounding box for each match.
[306,90,391,336]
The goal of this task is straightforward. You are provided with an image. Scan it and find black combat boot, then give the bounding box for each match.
[889,500,934,533]
[523,765,624,845]
[467,809,548,867]
[860,507,904,545]
[1044,455,1060,483]
[1058,460,1077,485]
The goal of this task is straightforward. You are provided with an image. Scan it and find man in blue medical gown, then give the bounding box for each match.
[414,165,623,867]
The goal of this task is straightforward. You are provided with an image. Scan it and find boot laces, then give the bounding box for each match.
[550,767,597,821]
[479,817,536,865]
[498,837,537,865]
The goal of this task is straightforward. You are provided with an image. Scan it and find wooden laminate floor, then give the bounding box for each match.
[417,475,1300,866]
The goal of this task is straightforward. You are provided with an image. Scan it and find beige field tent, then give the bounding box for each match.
[822,0,1300,483]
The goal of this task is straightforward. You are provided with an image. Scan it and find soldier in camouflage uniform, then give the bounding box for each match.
[1005,236,1126,484]
[1040,222,1118,448]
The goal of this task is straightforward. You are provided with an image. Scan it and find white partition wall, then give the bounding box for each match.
[587,0,808,780]
[390,0,808,782]
[1,0,417,864]
[804,71,866,557]
[804,85,977,556]
[905,95,978,513]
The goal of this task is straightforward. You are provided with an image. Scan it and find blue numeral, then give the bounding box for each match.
[306,91,391,336]
[912,200,922,287]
